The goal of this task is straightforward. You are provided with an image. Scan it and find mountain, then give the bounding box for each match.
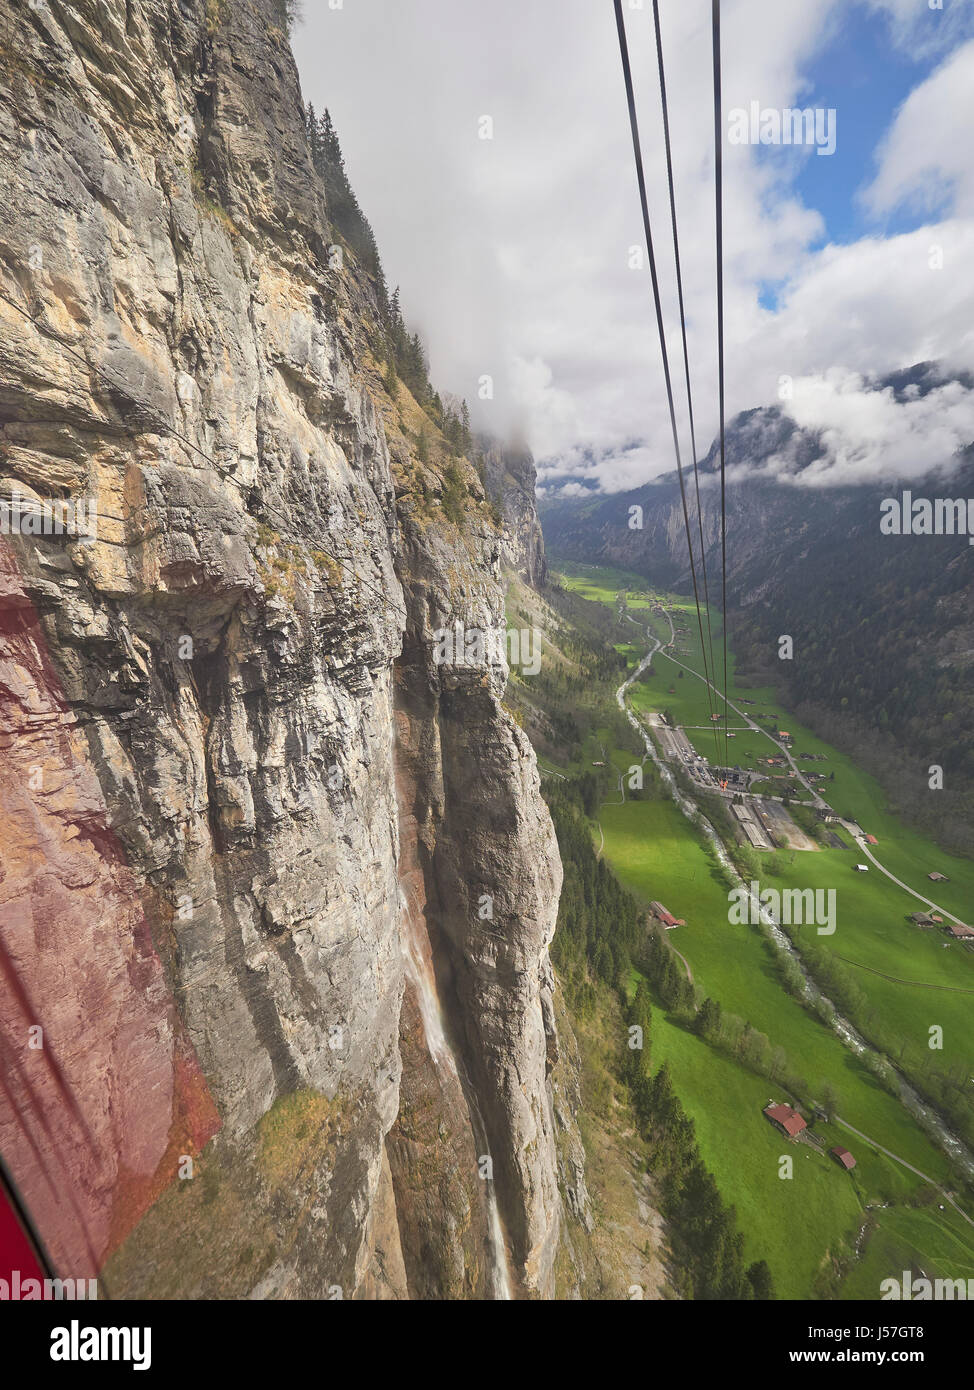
[478,436,548,587]
[0,0,577,1298]
[540,377,974,847]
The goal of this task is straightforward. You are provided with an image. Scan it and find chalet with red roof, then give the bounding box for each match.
[649,901,683,929]
[763,1102,807,1139]
[830,1146,856,1171]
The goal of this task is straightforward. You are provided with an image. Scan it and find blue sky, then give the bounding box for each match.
[297,0,974,493]
[792,4,943,245]
[755,3,951,312]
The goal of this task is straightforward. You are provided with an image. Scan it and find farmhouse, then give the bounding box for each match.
[947,924,974,940]
[865,834,878,846]
[830,1147,856,1171]
[928,872,949,883]
[649,901,681,929]
[910,912,936,927]
[853,864,869,873]
[763,1102,807,1139]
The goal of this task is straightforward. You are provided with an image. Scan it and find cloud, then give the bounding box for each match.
[735,369,974,487]
[536,440,662,495]
[295,0,974,496]
[863,39,974,219]
[865,0,974,58]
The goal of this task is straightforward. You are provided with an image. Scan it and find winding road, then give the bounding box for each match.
[637,600,970,929]
[843,830,970,931]
[612,597,974,1196]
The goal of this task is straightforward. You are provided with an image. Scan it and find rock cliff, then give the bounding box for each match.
[0,0,566,1298]
[480,438,548,588]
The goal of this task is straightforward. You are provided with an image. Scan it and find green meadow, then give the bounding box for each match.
[553,559,657,608]
[628,595,974,1087]
[553,562,974,1299]
[646,1012,863,1300]
[838,1198,974,1300]
[602,795,956,1181]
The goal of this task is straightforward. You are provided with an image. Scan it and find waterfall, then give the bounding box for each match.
[397,879,514,1299]
[399,884,453,1071]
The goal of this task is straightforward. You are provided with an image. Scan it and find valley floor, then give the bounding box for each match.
[513,559,974,1300]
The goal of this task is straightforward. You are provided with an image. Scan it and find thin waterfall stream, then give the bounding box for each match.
[397,882,514,1300]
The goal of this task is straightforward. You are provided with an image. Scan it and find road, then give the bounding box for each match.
[843,827,971,930]
[656,644,826,806]
[642,604,971,929]
[669,943,694,985]
[834,1116,974,1231]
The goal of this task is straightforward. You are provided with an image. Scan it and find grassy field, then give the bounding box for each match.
[601,793,962,1192]
[624,594,974,1088]
[838,1199,974,1299]
[553,559,657,608]
[631,594,974,921]
[551,561,974,1299]
[646,1011,863,1299]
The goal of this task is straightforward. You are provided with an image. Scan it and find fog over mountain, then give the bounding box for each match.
[296,1,974,495]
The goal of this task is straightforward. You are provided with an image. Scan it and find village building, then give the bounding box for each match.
[830,1147,856,1171]
[649,901,681,929]
[763,1102,807,1139]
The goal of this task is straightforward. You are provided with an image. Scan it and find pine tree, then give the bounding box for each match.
[695,996,722,1040]
[746,1260,775,1300]
[460,399,471,453]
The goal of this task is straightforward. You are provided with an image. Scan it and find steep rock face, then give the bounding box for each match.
[391,504,563,1294]
[0,0,565,1297]
[480,439,548,587]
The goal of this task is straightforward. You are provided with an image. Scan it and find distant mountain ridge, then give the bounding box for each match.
[539,364,974,846]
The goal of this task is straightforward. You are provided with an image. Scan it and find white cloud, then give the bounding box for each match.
[865,0,974,58]
[296,0,974,495]
[863,38,974,219]
[738,369,974,486]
